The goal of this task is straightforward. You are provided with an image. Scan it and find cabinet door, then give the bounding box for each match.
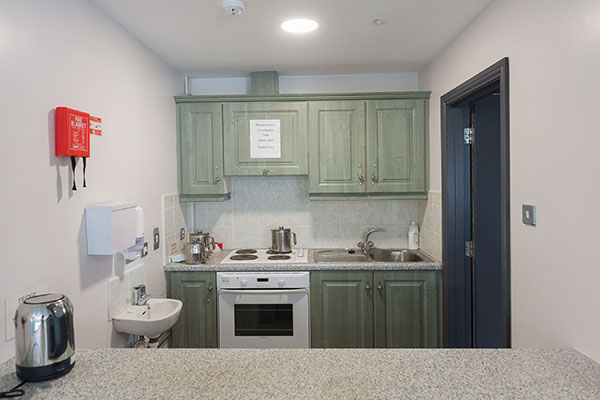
[367,100,427,193]
[308,101,367,194]
[310,271,373,348]
[373,271,441,348]
[167,272,217,348]
[223,102,308,175]
[177,103,228,199]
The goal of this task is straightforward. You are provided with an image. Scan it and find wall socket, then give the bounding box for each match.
[4,283,48,341]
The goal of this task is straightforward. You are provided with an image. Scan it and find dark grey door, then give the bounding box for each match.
[469,89,504,347]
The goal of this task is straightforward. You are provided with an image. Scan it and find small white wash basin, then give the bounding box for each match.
[113,298,182,338]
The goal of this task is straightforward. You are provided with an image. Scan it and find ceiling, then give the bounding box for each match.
[91,0,493,77]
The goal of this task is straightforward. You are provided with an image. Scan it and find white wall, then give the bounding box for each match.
[0,1,180,362]
[419,0,600,362]
[190,72,418,95]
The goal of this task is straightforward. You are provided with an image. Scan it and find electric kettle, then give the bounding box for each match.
[14,293,75,381]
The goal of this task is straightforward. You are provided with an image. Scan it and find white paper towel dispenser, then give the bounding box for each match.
[85,203,139,255]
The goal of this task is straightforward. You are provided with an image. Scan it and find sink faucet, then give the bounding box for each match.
[357,227,385,256]
[133,284,164,307]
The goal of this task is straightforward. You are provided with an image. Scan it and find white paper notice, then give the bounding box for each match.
[250,119,281,158]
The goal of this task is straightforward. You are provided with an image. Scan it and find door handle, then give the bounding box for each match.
[377,281,383,294]
[217,289,308,295]
[365,280,371,294]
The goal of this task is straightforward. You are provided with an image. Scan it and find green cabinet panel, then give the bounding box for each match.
[311,270,441,349]
[367,100,427,193]
[374,271,441,348]
[167,272,217,348]
[310,271,373,348]
[223,102,308,175]
[177,103,230,201]
[308,101,367,194]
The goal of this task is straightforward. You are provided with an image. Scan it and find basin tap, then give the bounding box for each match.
[357,227,385,255]
[133,284,164,307]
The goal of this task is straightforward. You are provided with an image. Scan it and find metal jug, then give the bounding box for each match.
[270,226,297,253]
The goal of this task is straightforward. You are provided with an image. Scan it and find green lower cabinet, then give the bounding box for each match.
[167,272,217,348]
[310,271,373,348]
[311,270,441,348]
[373,271,441,348]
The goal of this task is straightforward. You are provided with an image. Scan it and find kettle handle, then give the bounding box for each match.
[47,304,68,359]
[210,236,216,251]
[293,232,297,246]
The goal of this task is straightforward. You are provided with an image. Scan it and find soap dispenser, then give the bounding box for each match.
[408,221,420,250]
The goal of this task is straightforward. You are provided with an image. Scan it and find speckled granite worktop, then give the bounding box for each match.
[0,348,598,399]
[164,249,442,272]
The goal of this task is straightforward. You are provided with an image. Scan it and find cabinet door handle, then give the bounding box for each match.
[371,175,377,184]
[358,174,365,184]
[365,280,371,293]
[207,284,213,303]
[377,281,383,294]
[214,176,221,183]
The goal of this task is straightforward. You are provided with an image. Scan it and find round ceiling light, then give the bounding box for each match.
[281,18,318,33]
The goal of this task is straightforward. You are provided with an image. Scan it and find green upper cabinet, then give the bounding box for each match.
[367,99,427,194]
[177,103,230,201]
[373,271,441,348]
[308,101,367,194]
[223,102,308,176]
[311,271,374,348]
[167,272,218,348]
[308,98,428,198]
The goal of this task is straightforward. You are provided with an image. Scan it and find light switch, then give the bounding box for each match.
[153,227,160,250]
[522,204,536,226]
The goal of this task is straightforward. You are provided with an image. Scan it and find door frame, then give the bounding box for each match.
[440,58,511,347]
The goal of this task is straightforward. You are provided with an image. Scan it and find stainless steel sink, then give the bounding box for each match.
[314,249,370,263]
[368,249,427,262]
[314,248,430,263]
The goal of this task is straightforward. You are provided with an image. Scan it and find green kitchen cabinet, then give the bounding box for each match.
[310,270,441,348]
[366,99,428,194]
[373,271,441,348]
[308,98,428,199]
[177,103,230,201]
[223,102,308,176]
[310,271,374,348]
[167,272,217,348]
[308,101,367,194]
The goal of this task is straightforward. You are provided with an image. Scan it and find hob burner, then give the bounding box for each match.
[266,250,292,255]
[230,255,259,261]
[236,249,257,254]
[268,255,291,260]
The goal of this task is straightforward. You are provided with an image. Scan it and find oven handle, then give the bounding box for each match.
[217,288,308,295]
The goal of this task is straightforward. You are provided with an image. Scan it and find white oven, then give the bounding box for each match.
[217,272,310,348]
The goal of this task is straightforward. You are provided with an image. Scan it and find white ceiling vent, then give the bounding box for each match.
[222,0,245,16]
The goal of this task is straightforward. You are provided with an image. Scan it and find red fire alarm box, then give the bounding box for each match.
[56,107,90,157]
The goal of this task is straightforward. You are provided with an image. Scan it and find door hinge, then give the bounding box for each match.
[465,240,475,258]
[464,128,474,144]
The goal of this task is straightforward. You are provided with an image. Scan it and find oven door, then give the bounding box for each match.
[218,289,309,348]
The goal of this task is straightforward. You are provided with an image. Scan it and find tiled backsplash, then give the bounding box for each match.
[419,191,442,260]
[162,193,189,264]
[191,177,423,250]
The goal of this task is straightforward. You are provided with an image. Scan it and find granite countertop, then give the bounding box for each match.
[164,249,442,272]
[0,348,598,399]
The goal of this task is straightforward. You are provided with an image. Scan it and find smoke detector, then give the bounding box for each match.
[222,0,245,16]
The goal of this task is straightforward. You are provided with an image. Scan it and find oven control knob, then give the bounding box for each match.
[241,279,248,286]
[278,279,285,286]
